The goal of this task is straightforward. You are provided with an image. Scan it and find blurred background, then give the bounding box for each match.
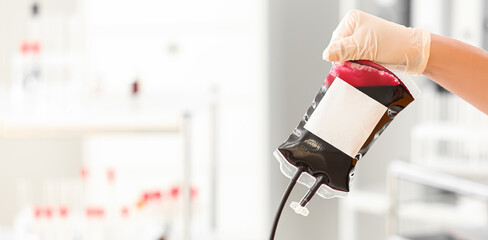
[0,0,487,239]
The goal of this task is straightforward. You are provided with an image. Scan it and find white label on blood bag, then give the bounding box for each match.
[304,77,386,157]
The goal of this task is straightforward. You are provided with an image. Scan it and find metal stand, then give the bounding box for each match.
[387,160,488,239]
[182,112,192,240]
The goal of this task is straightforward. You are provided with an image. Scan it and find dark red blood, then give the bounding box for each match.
[45,207,53,218]
[121,206,129,216]
[86,207,104,217]
[34,206,42,218]
[20,41,41,54]
[143,192,149,201]
[152,191,161,200]
[143,190,162,202]
[59,206,69,217]
[31,42,40,53]
[191,187,198,199]
[80,167,89,180]
[170,186,180,198]
[21,42,29,54]
[325,61,401,88]
[106,168,115,183]
[132,80,139,95]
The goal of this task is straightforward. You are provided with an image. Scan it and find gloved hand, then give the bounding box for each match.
[323,9,431,75]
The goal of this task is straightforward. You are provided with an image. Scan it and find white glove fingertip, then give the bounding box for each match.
[323,42,341,62]
[322,48,331,61]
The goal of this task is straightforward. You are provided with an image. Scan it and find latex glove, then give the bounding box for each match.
[323,9,431,75]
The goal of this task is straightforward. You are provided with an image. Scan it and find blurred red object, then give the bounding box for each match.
[107,168,116,183]
[20,41,40,55]
[121,206,129,217]
[85,207,104,217]
[80,167,89,180]
[59,206,69,217]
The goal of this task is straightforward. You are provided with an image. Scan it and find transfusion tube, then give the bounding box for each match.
[269,166,306,240]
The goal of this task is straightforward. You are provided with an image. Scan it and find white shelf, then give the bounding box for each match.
[339,161,488,240]
[341,190,486,227]
[0,113,182,138]
[389,160,488,201]
[398,201,486,227]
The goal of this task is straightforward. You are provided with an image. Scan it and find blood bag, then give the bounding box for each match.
[274,60,417,216]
